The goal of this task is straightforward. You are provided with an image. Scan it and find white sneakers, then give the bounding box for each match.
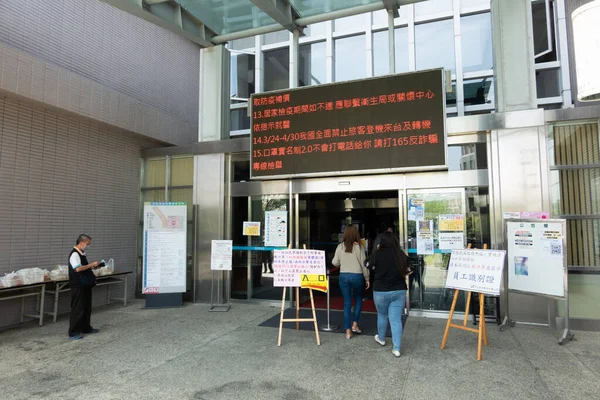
[375,335,401,357]
[374,334,386,346]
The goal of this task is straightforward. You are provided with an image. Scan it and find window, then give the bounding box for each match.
[464,77,494,106]
[531,0,557,63]
[394,27,409,73]
[264,31,289,45]
[230,53,255,101]
[415,19,455,72]
[264,48,289,92]
[372,10,388,26]
[373,31,389,77]
[230,38,254,50]
[536,68,561,98]
[334,35,366,82]
[334,15,366,32]
[447,143,488,171]
[446,80,457,107]
[305,22,327,37]
[231,108,250,131]
[461,0,491,11]
[415,0,452,19]
[461,13,493,73]
[299,42,326,87]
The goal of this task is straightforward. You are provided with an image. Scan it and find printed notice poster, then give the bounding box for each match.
[506,220,565,297]
[417,220,434,255]
[264,211,288,247]
[273,249,326,287]
[142,202,187,294]
[445,249,506,296]
[300,274,328,293]
[439,214,464,232]
[439,232,465,250]
[408,198,425,221]
[211,240,233,271]
[243,222,261,236]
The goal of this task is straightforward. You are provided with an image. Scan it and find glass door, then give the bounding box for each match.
[406,189,467,312]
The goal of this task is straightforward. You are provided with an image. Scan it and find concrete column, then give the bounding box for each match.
[388,9,395,74]
[491,0,537,112]
[198,45,230,142]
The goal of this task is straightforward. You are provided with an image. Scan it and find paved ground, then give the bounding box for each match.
[1,300,599,400]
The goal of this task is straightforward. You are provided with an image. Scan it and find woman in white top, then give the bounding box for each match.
[332,225,370,339]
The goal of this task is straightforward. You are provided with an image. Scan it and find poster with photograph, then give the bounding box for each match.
[408,198,425,221]
[506,220,566,297]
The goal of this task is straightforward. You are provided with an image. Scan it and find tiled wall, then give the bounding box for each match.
[0,0,200,145]
[0,96,157,328]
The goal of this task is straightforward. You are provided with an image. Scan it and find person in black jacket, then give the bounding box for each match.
[68,234,101,340]
[369,232,410,357]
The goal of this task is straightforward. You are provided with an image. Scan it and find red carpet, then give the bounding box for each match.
[300,296,377,313]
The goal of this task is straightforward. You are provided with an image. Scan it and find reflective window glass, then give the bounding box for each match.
[305,22,327,36]
[230,38,254,50]
[334,15,366,32]
[231,108,250,131]
[264,48,290,92]
[461,13,493,73]
[446,80,457,107]
[230,53,255,101]
[334,35,366,82]
[299,42,326,87]
[447,143,488,171]
[372,10,388,26]
[394,27,409,73]
[373,31,389,77]
[461,0,490,11]
[532,0,557,63]
[415,19,455,72]
[415,0,452,18]
[536,68,561,98]
[264,31,289,45]
[464,77,494,106]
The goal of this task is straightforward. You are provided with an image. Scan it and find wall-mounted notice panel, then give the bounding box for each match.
[250,69,446,179]
[506,219,567,298]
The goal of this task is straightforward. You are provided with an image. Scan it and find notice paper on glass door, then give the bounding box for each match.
[417,220,434,255]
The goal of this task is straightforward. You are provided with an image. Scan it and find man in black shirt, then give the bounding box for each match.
[68,234,101,340]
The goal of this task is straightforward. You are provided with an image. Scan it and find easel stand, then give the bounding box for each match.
[277,286,321,346]
[441,289,488,361]
[209,270,231,312]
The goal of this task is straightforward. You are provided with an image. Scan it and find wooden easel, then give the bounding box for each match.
[277,244,321,347]
[440,244,489,361]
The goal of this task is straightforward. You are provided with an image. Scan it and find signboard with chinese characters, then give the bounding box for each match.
[250,69,446,179]
[445,249,506,296]
[210,240,232,271]
[273,249,326,287]
[142,202,187,294]
[506,220,566,297]
[300,274,328,293]
[439,214,464,232]
[243,222,261,236]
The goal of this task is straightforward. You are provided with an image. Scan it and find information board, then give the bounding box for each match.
[272,249,326,287]
[142,202,187,294]
[211,240,233,271]
[445,249,506,296]
[506,220,566,297]
[250,69,446,178]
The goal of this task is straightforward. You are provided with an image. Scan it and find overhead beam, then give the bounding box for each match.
[101,0,215,47]
[249,0,303,33]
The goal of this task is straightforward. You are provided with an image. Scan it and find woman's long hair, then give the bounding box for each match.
[342,224,362,253]
[379,231,410,278]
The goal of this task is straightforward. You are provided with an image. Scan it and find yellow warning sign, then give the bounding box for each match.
[300,274,328,293]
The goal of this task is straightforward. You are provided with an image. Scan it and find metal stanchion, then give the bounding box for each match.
[320,269,338,332]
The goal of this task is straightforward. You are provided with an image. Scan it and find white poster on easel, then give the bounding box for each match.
[506,220,566,298]
[142,202,187,294]
[445,249,506,296]
[272,249,326,287]
[264,211,287,247]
